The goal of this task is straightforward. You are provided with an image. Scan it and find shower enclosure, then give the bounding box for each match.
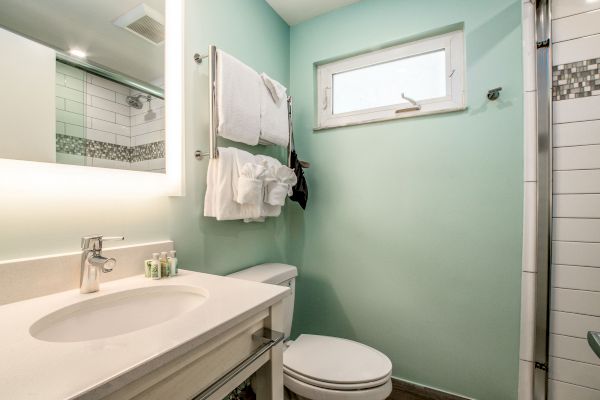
[55,57,166,173]
[520,0,600,399]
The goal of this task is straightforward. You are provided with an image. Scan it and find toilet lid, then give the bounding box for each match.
[283,335,392,387]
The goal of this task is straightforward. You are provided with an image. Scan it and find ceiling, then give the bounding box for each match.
[0,0,164,84]
[266,0,361,25]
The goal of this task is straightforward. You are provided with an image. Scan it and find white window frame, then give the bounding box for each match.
[316,30,466,130]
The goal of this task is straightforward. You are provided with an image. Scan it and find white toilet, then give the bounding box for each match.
[228,263,393,400]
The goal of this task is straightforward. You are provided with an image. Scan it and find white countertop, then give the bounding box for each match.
[0,270,289,400]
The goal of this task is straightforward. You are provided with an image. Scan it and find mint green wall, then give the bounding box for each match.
[287,1,523,399]
[169,0,291,274]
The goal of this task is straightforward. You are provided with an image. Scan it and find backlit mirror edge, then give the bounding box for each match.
[0,0,185,198]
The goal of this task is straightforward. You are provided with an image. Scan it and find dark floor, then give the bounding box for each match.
[387,379,468,400]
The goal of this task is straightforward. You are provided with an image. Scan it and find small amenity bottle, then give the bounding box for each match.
[160,251,170,277]
[150,253,161,280]
[144,259,153,278]
[168,250,178,276]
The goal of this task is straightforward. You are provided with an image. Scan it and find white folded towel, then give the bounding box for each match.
[259,74,289,147]
[265,166,297,206]
[261,73,287,105]
[204,147,262,221]
[217,50,261,146]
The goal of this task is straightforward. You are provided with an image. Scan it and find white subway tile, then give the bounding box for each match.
[553,9,600,43]
[552,264,600,292]
[115,113,130,127]
[87,83,116,101]
[554,96,600,124]
[551,334,600,366]
[65,100,84,114]
[56,121,65,134]
[149,158,165,170]
[86,105,116,123]
[554,120,600,147]
[553,0,600,20]
[553,241,600,267]
[549,357,600,391]
[65,124,84,138]
[56,72,66,86]
[85,129,116,144]
[550,310,600,339]
[56,85,84,103]
[116,135,130,147]
[91,118,129,136]
[554,145,600,170]
[551,287,600,316]
[56,62,84,80]
[554,170,600,194]
[90,75,131,96]
[132,130,164,146]
[554,194,600,218]
[65,75,84,92]
[553,218,600,242]
[130,160,150,171]
[90,95,129,116]
[553,34,600,66]
[131,118,164,136]
[520,272,536,361]
[549,379,600,400]
[116,93,129,106]
[56,97,65,111]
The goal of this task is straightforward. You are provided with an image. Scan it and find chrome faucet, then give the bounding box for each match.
[80,235,125,294]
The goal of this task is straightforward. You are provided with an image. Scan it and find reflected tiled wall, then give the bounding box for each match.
[55,61,165,173]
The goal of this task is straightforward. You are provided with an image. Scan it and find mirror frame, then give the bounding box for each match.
[0,0,185,197]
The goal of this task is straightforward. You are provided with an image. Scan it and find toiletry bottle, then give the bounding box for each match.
[160,251,170,277]
[144,259,153,278]
[168,250,178,276]
[150,253,161,280]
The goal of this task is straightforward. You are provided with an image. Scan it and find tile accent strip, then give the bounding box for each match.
[553,58,600,101]
[56,134,165,163]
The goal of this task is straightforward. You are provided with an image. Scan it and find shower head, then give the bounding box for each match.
[126,94,150,109]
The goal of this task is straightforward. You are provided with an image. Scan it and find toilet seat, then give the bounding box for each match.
[284,373,392,400]
[283,334,392,393]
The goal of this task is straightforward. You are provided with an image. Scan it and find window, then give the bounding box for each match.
[316,30,465,129]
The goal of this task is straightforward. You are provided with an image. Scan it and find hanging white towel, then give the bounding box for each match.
[217,50,261,146]
[259,74,290,147]
[236,163,266,205]
[204,147,262,221]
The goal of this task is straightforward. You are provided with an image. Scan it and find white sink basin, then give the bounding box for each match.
[30,285,208,342]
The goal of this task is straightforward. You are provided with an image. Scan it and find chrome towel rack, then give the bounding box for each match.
[193,45,295,165]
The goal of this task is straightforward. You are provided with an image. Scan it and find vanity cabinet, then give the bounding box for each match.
[102,303,284,400]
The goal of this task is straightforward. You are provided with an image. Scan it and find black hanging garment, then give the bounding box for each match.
[289,150,308,209]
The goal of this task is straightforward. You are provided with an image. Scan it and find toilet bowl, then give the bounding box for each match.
[228,264,392,400]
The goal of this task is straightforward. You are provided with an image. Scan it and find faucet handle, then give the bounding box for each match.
[81,235,125,251]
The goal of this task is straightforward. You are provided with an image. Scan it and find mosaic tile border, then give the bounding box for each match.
[56,134,164,163]
[553,57,600,101]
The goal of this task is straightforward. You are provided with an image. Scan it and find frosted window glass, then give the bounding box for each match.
[332,50,446,115]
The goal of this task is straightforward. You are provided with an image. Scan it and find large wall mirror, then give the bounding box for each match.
[0,0,169,174]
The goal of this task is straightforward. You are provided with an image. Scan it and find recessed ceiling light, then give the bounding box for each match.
[68,49,87,58]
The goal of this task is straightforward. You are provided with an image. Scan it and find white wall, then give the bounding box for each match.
[0,27,55,163]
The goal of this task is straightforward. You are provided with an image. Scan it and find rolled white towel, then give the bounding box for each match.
[236,163,266,205]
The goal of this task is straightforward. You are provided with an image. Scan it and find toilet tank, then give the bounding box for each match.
[228,263,297,339]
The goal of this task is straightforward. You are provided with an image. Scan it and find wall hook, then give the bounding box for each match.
[194,53,208,64]
[487,87,502,101]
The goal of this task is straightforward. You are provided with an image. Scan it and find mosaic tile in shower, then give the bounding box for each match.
[553,58,600,101]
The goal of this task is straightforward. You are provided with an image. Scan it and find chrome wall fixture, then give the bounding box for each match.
[533,0,552,398]
[486,87,502,101]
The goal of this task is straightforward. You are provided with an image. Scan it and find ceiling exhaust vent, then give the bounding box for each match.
[113,3,165,45]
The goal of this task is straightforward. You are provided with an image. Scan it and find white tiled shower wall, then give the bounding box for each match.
[55,61,165,172]
[518,1,600,399]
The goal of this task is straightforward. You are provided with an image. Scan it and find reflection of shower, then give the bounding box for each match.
[126,94,151,109]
